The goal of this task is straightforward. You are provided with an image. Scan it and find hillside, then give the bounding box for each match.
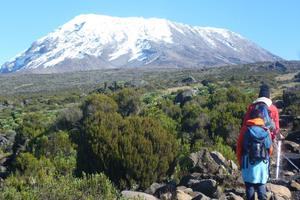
[0,61,298,95]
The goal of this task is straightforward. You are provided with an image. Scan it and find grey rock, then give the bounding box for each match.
[145,182,166,195]
[0,166,7,173]
[176,186,193,195]
[182,76,196,84]
[176,187,201,198]
[188,149,221,174]
[224,187,245,197]
[179,173,202,187]
[283,171,295,177]
[154,183,176,199]
[189,179,217,198]
[226,192,243,200]
[284,140,300,153]
[266,183,291,199]
[176,186,188,191]
[161,192,172,200]
[210,151,227,167]
[228,160,238,171]
[174,89,196,104]
[191,192,211,200]
[176,190,193,200]
[0,135,9,147]
[121,190,159,200]
[289,180,300,191]
[272,195,288,200]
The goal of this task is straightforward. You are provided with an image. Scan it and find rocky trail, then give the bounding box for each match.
[122,113,300,200]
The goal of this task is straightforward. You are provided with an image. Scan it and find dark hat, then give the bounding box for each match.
[258,84,270,98]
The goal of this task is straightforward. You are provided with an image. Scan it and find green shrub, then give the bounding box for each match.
[0,173,120,200]
[142,106,177,134]
[209,136,236,162]
[77,94,178,189]
[14,153,56,180]
[113,88,141,117]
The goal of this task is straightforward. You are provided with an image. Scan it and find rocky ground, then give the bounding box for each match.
[122,145,299,200]
[122,118,300,200]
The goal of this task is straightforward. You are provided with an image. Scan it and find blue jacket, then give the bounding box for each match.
[242,125,272,184]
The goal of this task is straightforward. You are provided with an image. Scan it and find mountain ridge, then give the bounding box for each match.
[0,14,281,73]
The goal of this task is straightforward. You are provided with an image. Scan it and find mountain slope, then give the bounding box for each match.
[0,14,280,73]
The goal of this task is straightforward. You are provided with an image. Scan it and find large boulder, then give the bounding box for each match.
[174,89,196,105]
[210,151,227,167]
[121,191,159,200]
[188,149,230,174]
[266,183,292,199]
[188,179,219,198]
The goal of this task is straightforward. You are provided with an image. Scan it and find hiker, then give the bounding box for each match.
[242,84,280,140]
[237,84,281,165]
[236,84,279,200]
[238,116,272,200]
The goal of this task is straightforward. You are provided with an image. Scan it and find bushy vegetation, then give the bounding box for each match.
[0,61,299,198]
[0,172,120,200]
[76,93,178,189]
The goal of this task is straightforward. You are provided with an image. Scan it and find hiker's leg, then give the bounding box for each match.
[245,182,255,200]
[256,183,267,200]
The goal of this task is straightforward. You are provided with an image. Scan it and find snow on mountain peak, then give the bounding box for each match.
[34,14,175,67]
[0,14,280,73]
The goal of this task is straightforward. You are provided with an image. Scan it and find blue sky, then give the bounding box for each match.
[0,0,299,64]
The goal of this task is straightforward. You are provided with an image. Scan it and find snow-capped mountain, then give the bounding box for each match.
[0,14,280,73]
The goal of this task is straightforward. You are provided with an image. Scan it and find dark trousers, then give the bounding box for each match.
[245,182,267,200]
